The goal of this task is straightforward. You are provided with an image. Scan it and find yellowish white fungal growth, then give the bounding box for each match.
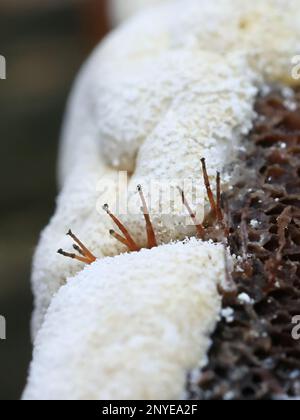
[26,0,300,401]
[33,45,257,338]
[24,240,224,400]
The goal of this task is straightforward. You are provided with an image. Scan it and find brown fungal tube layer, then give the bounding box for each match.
[187,86,300,400]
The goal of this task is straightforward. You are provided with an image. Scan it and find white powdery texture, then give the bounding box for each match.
[24,240,223,400]
[31,0,300,337]
[106,0,300,85]
[32,36,258,337]
[27,0,300,397]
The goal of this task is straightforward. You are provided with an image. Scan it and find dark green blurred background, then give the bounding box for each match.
[0,0,109,400]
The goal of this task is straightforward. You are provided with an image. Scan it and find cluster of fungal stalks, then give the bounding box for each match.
[103,185,157,252]
[179,158,227,242]
[58,230,97,265]
[57,158,226,264]
[56,86,300,401]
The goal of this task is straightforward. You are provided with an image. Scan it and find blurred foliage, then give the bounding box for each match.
[0,1,108,400]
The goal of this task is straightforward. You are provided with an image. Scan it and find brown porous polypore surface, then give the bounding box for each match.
[187,86,300,400]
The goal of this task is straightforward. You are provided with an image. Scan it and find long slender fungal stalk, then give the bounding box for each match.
[201,158,217,218]
[137,185,157,249]
[57,249,92,265]
[178,187,205,239]
[103,204,139,252]
[216,171,224,223]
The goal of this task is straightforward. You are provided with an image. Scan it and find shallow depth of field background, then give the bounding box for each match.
[0,0,110,400]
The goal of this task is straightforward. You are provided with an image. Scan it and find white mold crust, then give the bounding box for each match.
[24,240,224,400]
[27,0,300,401]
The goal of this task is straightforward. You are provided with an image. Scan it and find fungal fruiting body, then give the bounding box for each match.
[179,158,227,242]
[25,0,300,402]
[58,230,96,265]
[31,46,257,337]
[104,184,158,251]
[23,239,225,400]
[57,185,158,261]
[57,163,224,264]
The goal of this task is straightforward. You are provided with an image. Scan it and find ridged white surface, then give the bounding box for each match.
[32,31,258,338]
[24,240,223,400]
[27,0,300,401]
